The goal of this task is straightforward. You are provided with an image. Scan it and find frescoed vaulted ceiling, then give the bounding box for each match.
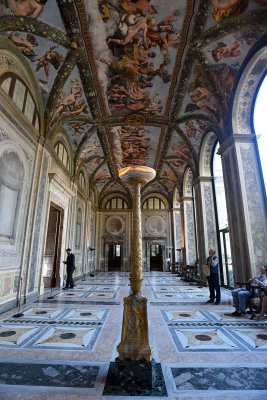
[0,0,267,206]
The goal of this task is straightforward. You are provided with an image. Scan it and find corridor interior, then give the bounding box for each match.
[0,271,266,400]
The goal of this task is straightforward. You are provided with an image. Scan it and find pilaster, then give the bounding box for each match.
[218,134,267,280]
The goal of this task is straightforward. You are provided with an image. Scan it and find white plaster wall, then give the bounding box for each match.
[0,111,36,307]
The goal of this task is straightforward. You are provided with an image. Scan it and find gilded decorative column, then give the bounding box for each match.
[130,178,142,294]
[117,166,155,361]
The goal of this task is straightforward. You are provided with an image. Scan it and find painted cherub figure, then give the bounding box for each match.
[35,46,63,78]
[4,0,47,18]
[212,41,240,62]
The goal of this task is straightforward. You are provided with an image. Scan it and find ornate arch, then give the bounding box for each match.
[199,132,217,177]
[233,47,267,135]
[183,168,193,197]
[0,37,44,134]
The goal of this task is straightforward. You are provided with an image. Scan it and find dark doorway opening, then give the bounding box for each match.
[108,244,122,271]
[150,244,163,271]
[43,203,63,287]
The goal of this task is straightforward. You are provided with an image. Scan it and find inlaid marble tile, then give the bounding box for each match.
[209,310,251,321]
[0,361,101,389]
[231,328,267,350]
[87,292,117,299]
[153,286,177,292]
[71,285,94,291]
[11,307,65,320]
[153,292,185,299]
[0,325,39,346]
[93,286,119,292]
[31,326,98,349]
[172,328,241,351]
[169,365,267,392]
[163,310,209,322]
[64,308,108,321]
[55,290,88,299]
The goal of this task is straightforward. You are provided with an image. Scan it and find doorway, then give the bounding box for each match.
[150,244,163,271]
[220,228,234,288]
[43,203,63,287]
[108,243,122,271]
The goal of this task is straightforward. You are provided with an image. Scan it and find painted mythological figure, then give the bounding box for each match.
[2,0,47,18]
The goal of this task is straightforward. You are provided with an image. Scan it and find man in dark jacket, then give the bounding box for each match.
[63,248,75,289]
[206,249,221,305]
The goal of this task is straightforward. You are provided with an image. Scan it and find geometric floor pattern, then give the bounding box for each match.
[0,271,266,399]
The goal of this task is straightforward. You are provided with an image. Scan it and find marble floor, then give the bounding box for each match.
[0,271,266,400]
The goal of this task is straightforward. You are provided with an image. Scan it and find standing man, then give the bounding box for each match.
[206,249,221,305]
[63,248,75,289]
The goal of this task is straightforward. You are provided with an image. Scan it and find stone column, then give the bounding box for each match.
[193,177,218,275]
[180,196,197,266]
[117,166,155,362]
[218,134,267,280]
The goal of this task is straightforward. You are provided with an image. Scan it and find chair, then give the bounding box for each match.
[181,265,194,281]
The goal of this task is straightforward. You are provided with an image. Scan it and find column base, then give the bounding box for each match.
[103,359,167,396]
[115,357,156,387]
[117,294,153,361]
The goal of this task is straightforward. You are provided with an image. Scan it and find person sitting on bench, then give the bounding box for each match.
[231,266,267,317]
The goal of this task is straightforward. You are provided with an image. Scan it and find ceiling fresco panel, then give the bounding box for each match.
[79,131,104,160]
[85,0,190,117]
[109,124,161,170]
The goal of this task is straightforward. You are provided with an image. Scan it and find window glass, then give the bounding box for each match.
[115,245,121,257]
[62,147,67,166]
[117,198,122,209]
[35,116,40,131]
[148,198,153,209]
[143,198,166,210]
[105,197,127,209]
[253,74,267,189]
[1,77,11,94]
[79,172,85,189]
[111,198,116,209]
[24,92,35,122]
[13,80,26,111]
[213,143,228,230]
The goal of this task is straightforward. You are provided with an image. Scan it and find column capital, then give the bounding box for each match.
[193,176,213,186]
[180,196,193,202]
[218,134,256,155]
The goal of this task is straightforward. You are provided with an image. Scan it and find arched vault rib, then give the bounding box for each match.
[164,157,190,184]
[173,125,198,174]
[98,179,131,204]
[192,50,228,127]
[76,155,105,179]
[56,114,95,127]
[0,17,70,47]
[196,9,267,46]
[74,125,97,166]
[45,50,78,129]
[89,159,108,188]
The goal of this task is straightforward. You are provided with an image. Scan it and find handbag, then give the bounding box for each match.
[202,264,210,277]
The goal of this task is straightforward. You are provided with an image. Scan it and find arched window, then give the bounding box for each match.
[54,141,70,172]
[253,73,267,190]
[105,197,127,209]
[0,73,40,131]
[142,197,166,210]
[212,142,233,288]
